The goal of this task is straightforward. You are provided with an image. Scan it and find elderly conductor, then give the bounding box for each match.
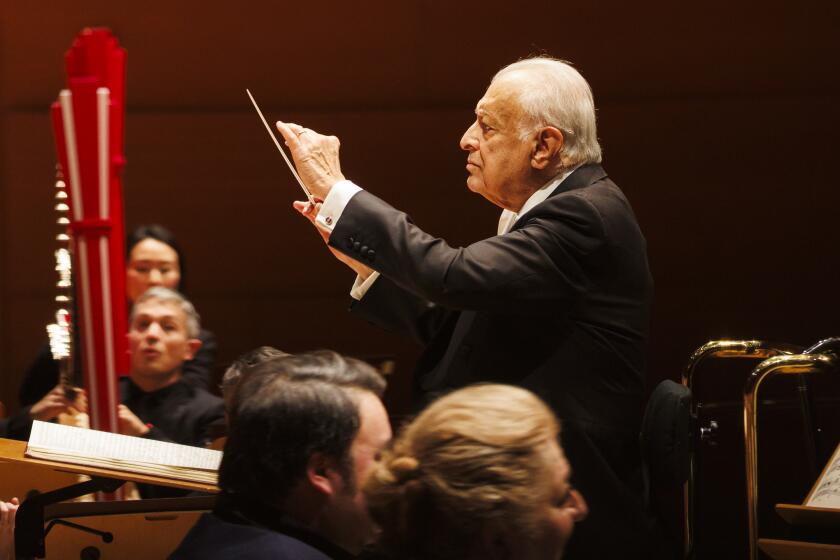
[277,57,657,558]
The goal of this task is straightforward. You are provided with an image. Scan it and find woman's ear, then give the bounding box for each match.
[531,126,564,170]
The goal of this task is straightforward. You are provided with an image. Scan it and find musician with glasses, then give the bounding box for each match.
[277,56,659,558]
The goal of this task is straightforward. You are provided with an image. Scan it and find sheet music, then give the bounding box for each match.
[806,444,840,508]
[27,420,221,471]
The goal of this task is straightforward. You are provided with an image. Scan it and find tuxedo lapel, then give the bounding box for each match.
[510,164,607,232]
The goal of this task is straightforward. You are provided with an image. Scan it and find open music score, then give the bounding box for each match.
[26,421,221,486]
[763,443,840,560]
[805,442,840,509]
[245,89,315,203]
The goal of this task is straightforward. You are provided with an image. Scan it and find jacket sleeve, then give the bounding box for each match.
[350,273,452,347]
[329,190,606,315]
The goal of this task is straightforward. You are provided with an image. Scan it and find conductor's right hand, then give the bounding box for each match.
[275,122,345,201]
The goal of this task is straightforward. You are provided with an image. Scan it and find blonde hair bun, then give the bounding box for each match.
[390,456,420,482]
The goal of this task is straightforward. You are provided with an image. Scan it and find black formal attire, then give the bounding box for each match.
[120,376,224,498]
[2,409,39,441]
[170,493,354,560]
[18,328,217,408]
[330,164,660,558]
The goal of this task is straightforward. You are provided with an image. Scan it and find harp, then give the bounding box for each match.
[50,28,129,434]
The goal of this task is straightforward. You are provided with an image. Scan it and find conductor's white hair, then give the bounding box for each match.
[493,57,602,168]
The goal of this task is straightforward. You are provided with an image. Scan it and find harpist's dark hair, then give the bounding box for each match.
[219,350,386,507]
[126,224,187,292]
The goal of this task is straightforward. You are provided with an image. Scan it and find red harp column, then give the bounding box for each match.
[50,28,128,433]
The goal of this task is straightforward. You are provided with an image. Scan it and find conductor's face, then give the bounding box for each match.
[460,77,537,212]
[128,298,197,381]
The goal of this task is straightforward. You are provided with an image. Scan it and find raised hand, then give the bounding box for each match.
[29,385,87,421]
[275,122,345,201]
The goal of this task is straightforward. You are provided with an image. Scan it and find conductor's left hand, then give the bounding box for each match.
[275,121,345,200]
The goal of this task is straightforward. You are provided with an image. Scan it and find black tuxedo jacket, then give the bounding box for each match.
[331,164,660,558]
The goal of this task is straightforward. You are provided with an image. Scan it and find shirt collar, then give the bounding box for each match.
[121,375,188,402]
[497,165,580,235]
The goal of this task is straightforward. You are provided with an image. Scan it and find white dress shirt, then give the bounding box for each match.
[495,166,578,235]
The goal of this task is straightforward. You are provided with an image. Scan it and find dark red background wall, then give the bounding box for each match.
[1,0,838,415]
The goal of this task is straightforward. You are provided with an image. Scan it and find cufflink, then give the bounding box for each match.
[325,216,333,225]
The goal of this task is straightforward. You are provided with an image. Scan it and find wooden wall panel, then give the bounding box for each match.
[1,112,60,404]
[1,1,838,420]
[598,93,840,377]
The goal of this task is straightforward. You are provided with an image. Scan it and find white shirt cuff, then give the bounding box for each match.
[316,180,362,233]
[350,271,380,300]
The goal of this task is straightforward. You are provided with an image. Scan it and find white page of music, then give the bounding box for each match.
[807,447,840,509]
[28,420,221,471]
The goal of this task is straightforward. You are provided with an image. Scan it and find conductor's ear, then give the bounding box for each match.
[531,126,564,170]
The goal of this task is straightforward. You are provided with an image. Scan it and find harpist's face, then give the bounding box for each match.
[460,76,538,212]
[126,238,181,302]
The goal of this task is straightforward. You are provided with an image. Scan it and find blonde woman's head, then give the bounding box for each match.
[365,384,587,560]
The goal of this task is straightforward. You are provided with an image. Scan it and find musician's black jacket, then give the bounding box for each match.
[170,492,355,560]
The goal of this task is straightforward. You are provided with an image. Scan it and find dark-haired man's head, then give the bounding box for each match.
[219,350,390,555]
[220,346,289,420]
